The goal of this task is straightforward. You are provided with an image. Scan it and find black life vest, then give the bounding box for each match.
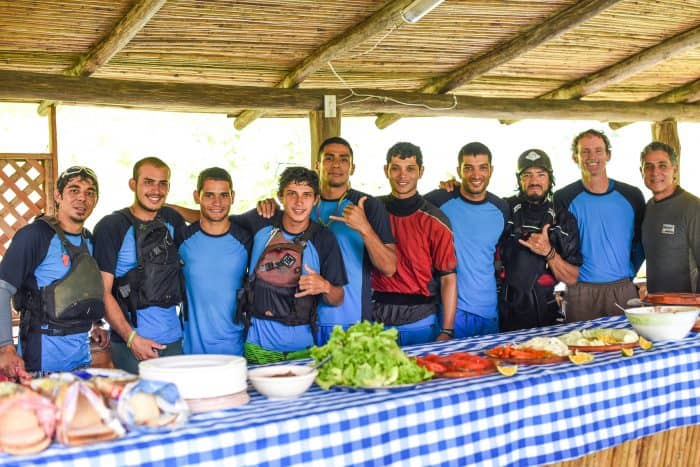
[500,199,561,330]
[112,208,184,327]
[237,218,320,332]
[12,216,105,337]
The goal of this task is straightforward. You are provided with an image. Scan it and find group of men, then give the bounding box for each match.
[0,130,698,379]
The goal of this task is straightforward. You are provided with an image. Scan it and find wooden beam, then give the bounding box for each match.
[234,0,414,130]
[309,110,342,168]
[38,0,167,115]
[538,26,700,101]
[374,0,623,129]
[4,70,700,122]
[609,78,700,129]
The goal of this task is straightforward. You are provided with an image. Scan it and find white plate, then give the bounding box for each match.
[139,355,247,399]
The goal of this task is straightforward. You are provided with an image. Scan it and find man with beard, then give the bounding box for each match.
[499,149,582,331]
[0,166,107,378]
[177,167,251,355]
[425,142,508,337]
[639,142,700,294]
[371,142,457,345]
[94,157,186,374]
[555,130,645,322]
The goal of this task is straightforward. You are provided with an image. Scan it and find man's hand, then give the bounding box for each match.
[329,196,371,235]
[0,345,31,383]
[129,334,166,361]
[436,332,451,342]
[295,264,329,297]
[90,323,110,350]
[256,198,278,219]
[439,178,460,192]
[518,224,553,256]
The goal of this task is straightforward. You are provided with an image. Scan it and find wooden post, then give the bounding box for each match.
[47,104,58,215]
[651,118,681,183]
[309,109,341,169]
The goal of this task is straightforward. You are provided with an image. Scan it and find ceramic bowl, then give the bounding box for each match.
[247,365,317,400]
[624,306,700,341]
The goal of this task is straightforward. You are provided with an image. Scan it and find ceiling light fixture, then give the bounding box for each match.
[401,0,445,24]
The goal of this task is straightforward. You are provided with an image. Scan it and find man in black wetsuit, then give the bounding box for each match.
[499,149,582,331]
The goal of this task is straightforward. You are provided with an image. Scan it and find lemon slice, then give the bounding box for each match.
[621,347,634,357]
[638,337,653,350]
[496,364,518,376]
[569,351,594,365]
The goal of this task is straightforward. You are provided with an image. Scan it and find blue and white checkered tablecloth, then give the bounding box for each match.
[3,315,700,467]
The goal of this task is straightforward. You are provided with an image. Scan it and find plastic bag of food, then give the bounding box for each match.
[0,382,56,455]
[31,376,125,446]
[117,379,190,432]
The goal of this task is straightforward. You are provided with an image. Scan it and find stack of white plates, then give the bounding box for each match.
[139,355,248,411]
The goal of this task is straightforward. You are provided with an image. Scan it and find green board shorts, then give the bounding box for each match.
[244,342,310,365]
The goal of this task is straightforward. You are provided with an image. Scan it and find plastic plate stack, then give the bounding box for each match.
[139,355,249,413]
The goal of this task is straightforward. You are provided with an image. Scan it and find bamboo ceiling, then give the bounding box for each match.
[1,0,699,126]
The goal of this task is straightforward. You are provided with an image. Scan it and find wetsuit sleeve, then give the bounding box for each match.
[556,209,583,266]
[93,214,126,274]
[689,199,700,291]
[0,224,51,290]
[627,187,646,274]
[0,280,17,347]
[363,196,395,245]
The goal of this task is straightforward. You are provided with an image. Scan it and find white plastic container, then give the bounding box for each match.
[139,355,247,399]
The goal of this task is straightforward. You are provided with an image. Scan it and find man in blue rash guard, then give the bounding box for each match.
[0,166,108,378]
[177,167,251,355]
[240,166,347,363]
[94,157,186,374]
[255,137,396,345]
[554,129,645,322]
[425,142,509,338]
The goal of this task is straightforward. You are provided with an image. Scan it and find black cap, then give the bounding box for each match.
[517,149,552,175]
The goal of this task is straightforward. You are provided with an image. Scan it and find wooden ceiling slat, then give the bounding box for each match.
[374,0,624,129]
[233,0,413,130]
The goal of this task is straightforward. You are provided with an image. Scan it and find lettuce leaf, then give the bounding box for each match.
[310,321,433,389]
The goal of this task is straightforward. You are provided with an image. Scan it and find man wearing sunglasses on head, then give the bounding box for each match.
[0,166,107,379]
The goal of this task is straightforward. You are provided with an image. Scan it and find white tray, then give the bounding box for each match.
[139,355,247,399]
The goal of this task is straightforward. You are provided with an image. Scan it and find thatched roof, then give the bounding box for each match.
[1,0,700,127]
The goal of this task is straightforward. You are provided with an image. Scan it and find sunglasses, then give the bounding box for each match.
[57,166,99,192]
[59,166,98,181]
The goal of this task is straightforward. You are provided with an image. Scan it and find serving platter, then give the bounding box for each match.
[484,348,567,365]
[331,381,428,393]
[568,341,637,352]
[642,293,700,306]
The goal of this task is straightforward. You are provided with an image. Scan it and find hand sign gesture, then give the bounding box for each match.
[296,264,329,297]
[329,196,371,235]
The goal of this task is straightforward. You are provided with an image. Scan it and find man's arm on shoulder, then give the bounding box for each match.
[166,204,200,224]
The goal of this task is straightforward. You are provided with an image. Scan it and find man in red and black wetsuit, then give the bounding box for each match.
[371,142,457,345]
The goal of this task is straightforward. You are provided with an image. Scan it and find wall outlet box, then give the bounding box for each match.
[324,95,337,118]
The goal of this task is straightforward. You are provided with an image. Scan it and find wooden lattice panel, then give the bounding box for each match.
[0,154,55,257]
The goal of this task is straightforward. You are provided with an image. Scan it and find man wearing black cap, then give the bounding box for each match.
[0,166,107,378]
[499,149,582,331]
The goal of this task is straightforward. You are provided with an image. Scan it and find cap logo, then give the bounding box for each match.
[525,151,541,161]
